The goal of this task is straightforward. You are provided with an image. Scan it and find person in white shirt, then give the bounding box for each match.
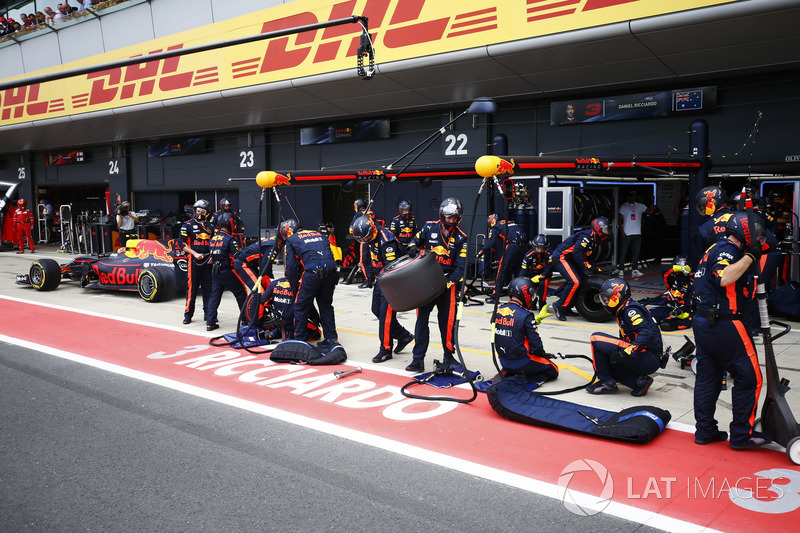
[616,190,654,277]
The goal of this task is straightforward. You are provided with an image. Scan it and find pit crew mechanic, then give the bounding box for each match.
[213,198,245,247]
[693,212,771,450]
[206,220,248,332]
[405,197,468,373]
[180,199,215,325]
[116,201,139,249]
[493,277,559,383]
[283,219,340,347]
[545,216,611,321]
[388,199,417,254]
[352,214,414,364]
[478,214,527,304]
[520,234,552,310]
[234,229,283,293]
[586,277,663,397]
[12,199,35,254]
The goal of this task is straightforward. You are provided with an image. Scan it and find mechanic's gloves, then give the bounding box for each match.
[532,275,541,283]
[677,312,690,320]
[446,281,455,290]
[745,241,763,263]
[610,344,636,365]
[534,306,551,324]
[406,246,420,258]
[476,250,485,258]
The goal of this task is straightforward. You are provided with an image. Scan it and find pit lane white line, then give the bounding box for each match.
[0,295,709,532]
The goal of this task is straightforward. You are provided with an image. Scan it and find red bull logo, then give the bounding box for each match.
[496,158,515,175]
[496,306,514,317]
[126,240,174,263]
[575,157,602,170]
[703,190,717,215]
[277,280,291,289]
[274,173,291,186]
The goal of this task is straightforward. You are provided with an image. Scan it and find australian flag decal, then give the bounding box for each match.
[674,90,703,111]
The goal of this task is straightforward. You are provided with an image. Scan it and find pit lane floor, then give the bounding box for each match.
[2,245,800,531]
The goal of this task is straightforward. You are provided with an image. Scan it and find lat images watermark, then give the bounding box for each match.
[558,460,800,516]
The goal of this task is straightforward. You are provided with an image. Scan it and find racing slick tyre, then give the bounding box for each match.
[787,436,800,465]
[376,252,446,312]
[29,258,61,291]
[575,276,614,323]
[138,267,176,302]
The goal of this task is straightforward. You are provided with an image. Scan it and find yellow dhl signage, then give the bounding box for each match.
[0,0,736,126]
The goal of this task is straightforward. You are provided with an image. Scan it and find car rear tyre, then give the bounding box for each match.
[575,276,614,323]
[30,259,61,291]
[138,268,176,302]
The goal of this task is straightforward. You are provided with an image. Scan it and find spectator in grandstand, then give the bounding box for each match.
[75,0,93,11]
[44,7,57,24]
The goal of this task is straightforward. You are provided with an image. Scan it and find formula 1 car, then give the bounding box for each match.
[16,239,188,302]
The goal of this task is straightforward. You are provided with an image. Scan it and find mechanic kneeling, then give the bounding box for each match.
[587,277,663,397]
[493,277,559,383]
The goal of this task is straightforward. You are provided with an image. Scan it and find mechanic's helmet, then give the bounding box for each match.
[596,277,631,314]
[439,197,463,226]
[487,214,499,228]
[365,210,376,220]
[219,198,231,211]
[591,216,611,241]
[531,234,549,251]
[725,212,766,251]
[17,198,26,208]
[354,198,366,212]
[508,277,536,309]
[398,199,412,216]
[193,199,211,220]
[219,219,232,233]
[279,219,299,240]
[672,254,692,276]
[695,185,727,216]
[351,215,378,243]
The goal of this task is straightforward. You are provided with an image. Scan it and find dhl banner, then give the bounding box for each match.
[0,0,737,126]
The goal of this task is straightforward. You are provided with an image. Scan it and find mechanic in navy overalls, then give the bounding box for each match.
[388,199,417,255]
[212,198,245,247]
[283,220,340,347]
[259,277,320,341]
[352,215,414,364]
[404,197,468,373]
[587,277,663,397]
[546,216,610,321]
[234,233,281,293]
[206,220,248,331]
[349,198,373,289]
[493,277,559,383]
[519,233,552,310]
[696,185,735,251]
[478,214,527,304]
[180,199,215,325]
[693,212,770,450]
[649,254,694,332]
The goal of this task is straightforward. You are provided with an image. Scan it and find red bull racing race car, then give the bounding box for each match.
[16,239,188,302]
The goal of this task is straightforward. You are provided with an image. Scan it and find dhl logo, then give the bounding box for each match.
[0,0,704,124]
[125,239,174,263]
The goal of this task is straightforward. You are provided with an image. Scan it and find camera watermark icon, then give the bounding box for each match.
[557,459,614,516]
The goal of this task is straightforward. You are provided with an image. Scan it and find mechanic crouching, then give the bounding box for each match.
[180,199,215,325]
[493,277,559,383]
[587,277,663,397]
[283,220,340,348]
[206,220,248,331]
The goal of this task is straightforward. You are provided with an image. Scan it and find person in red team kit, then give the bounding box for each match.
[12,199,35,253]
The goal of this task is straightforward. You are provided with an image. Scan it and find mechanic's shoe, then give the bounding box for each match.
[206,323,219,331]
[631,269,643,278]
[485,297,498,304]
[16,250,23,254]
[586,379,618,394]
[358,280,370,289]
[30,249,35,253]
[183,316,192,324]
[631,375,654,397]
[405,359,425,373]
[562,307,578,316]
[730,432,772,450]
[695,430,728,445]
[394,334,414,354]
[372,352,393,363]
[317,339,341,350]
[550,304,566,321]
[441,355,459,368]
